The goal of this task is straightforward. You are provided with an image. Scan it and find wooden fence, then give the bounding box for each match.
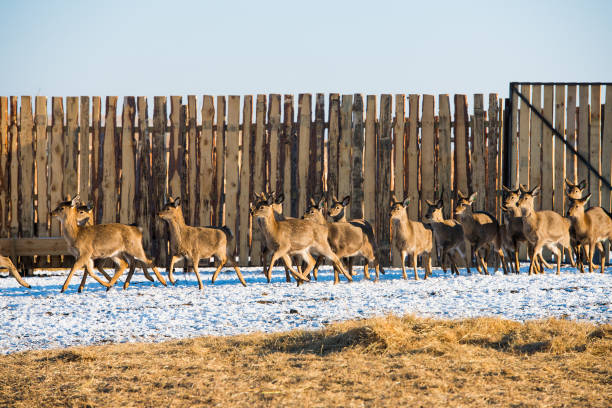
[0,89,609,270]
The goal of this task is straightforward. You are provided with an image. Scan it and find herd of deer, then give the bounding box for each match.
[1,178,611,292]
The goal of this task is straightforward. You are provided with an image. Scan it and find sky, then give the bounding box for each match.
[0,0,610,100]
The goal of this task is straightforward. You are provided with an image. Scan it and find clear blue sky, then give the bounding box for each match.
[1,0,610,99]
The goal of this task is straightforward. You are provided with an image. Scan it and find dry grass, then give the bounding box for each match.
[1,315,611,407]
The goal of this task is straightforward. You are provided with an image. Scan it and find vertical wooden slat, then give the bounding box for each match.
[407,95,419,219]
[421,95,435,211]
[313,93,325,197]
[297,93,311,216]
[49,97,64,236]
[554,85,566,214]
[64,97,79,202]
[351,94,364,220]
[566,85,577,183]
[282,95,294,217]
[486,94,499,215]
[35,97,48,237]
[439,95,452,217]
[393,94,405,200]
[251,95,266,263]
[363,95,377,227]
[589,85,601,206]
[338,95,353,201]
[91,97,101,222]
[541,86,554,210]
[529,85,542,208]
[136,96,152,252]
[0,98,8,237]
[101,96,118,223]
[518,85,531,191]
[327,94,340,202]
[120,96,136,224]
[268,94,281,194]
[169,96,183,201]
[9,97,19,237]
[577,85,589,186]
[454,95,469,198]
[510,90,519,189]
[79,97,90,202]
[215,96,226,225]
[377,94,392,266]
[225,95,240,258]
[187,95,198,226]
[19,96,34,243]
[239,95,253,265]
[200,95,215,226]
[472,94,486,209]
[602,85,612,213]
[152,96,167,265]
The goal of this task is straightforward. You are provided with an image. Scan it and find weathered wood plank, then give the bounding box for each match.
[34,96,48,237]
[101,96,118,223]
[472,94,486,210]
[529,85,542,209]
[566,85,577,183]
[239,95,253,265]
[120,96,136,224]
[577,85,589,186]
[152,96,167,265]
[225,95,240,259]
[313,94,325,197]
[49,97,64,236]
[91,97,101,223]
[64,97,79,203]
[454,95,469,199]
[136,96,152,253]
[518,85,531,191]
[510,89,519,189]
[363,95,376,227]
[486,94,499,215]
[200,95,215,226]
[338,95,352,201]
[438,94,452,217]
[589,85,601,206]
[407,95,419,218]
[216,96,226,225]
[297,94,311,216]
[541,86,554,210]
[268,94,281,194]
[79,97,90,202]
[377,94,392,266]
[393,94,405,201]
[0,237,69,256]
[9,97,18,237]
[351,94,364,220]
[421,95,435,212]
[282,95,294,217]
[602,85,612,212]
[327,94,340,204]
[251,94,266,263]
[169,96,183,201]
[0,97,8,238]
[187,95,198,226]
[554,85,566,214]
[19,96,34,241]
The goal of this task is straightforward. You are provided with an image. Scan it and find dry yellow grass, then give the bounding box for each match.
[1,315,610,407]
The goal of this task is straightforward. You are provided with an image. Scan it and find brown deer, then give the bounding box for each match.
[304,197,382,282]
[158,197,246,289]
[0,256,30,288]
[50,196,167,293]
[389,196,433,280]
[516,185,575,275]
[566,194,612,273]
[251,196,351,285]
[423,198,471,275]
[454,191,508,275]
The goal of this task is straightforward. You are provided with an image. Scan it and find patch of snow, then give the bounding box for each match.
[0,265,610,354]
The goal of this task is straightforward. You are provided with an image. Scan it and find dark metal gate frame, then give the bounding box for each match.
[502,82,612,192]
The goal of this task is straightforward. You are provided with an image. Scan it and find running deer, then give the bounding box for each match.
[158,197,246,289]
[304,197,382,282]
[516,185,575,275]
[423,197,471,275]
[566,194,612,273]
[50,196,167,293]
[389,196,433,280]
[0,256,30,288]
[251,196,351,285]
[75,203,156,291]
[454,191,508,275]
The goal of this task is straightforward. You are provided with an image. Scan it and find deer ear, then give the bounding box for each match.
[469,192,477,203]
[86,203,93,211]
[403,197,410,207]
[318,197,326,209]
[519,184,528,193]
[71,195,80,207]
[531,185,541,196]
[342,196,351,206]
[578,180,587,190]
[564,178,574,188]
[174,197,181,207]
[391,194,397,203]
[581,193,592,205]
[437,198,444,209]
[425,199,436,207]
[275,192,285,204]
[502,185,512,192]
[309,198,316,206]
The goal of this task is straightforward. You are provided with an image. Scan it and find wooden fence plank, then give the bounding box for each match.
[518,85,531,191]
[541,86,554,210]
[297,94,311,216]
[91,97,101,223]
[393,94,405,201]
[554,85,566,214]
[328,94,340,203]
[19,96,34,243]
[529,85,542,209]
[9,97,18,237]
[282,95,294,217]
[216,96,226,225]
[187,96,198,226]
[169,96,183,201]
[101,96,118,223]
[120,96,136,224]
[602,85,612,212]
[421,95,435,210]
[314,94,325,196]
[0,97,7,238]
[454,95,469,199]
[63,97,79,203]
[250,95,266,264]
[338,95,353,202]
[510,90,519,189]
[578,85,589,186]
[239,95,252,265]
[200,95,215,226]
[472,94,486,209]
[79,97,90,202]
[566,85,577,183]
[407,95,419,218]
[50,97,64,237]
[136,96,152,253]
[363,95,376,227]
[225,95,240,259]
[34,96,48,237]
[486,94,499,216]
[268,94,281,194]
[152,96,167,265]
[438,95,452,217]
[589,85,601,206]
[351,94,364,220]
[377,94,392,266]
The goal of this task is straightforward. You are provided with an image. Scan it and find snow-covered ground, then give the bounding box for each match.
[1,265,610,354]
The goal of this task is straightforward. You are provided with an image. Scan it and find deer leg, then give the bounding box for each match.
[296,253,317,287]
[123,262,137,290]
[0,257,30,288]
[139,257,155,282]
[600,242,606,273]
[551,245,562,275]
[167,255,182,285]
[227,257,247,287]
[106,257,128,289]
[426,253,432,278]
[312,256,324,281]
[412,251,419,280]
[210,256,226,287]
[528,245,542,276]
[188,256,203,290]
[280,254,309,282]
[62,256,89,293]
[588,242,595,274]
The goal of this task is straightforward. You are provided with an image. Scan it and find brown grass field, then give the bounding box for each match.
[0,315,610,407]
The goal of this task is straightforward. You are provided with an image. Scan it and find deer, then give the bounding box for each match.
[454,191,508,275]
[516,185,575,275]
[50,196,167,293]
[158,197,246,289]
[566,194,612,274]
[0,255,30,288]
[389,196,433,280]
[74,203,156,291]
[304,197,382,282]
[423,197,471,275]
[251,196,352,285]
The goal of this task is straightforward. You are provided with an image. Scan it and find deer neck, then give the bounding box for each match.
[60,213,81,248]
[331,208,346,222]
[569,210,589,237]
[165,215,188,248]
[258,213,280,242]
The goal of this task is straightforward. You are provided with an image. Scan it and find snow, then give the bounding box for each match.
[1,265,610,354]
